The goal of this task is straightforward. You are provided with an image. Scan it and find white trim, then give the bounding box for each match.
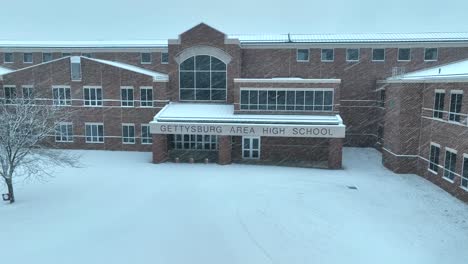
[371,48,385,62]
[424,47,438,61]
[397,48,411,61]
[239,87,334,91]
[55,122,74,143]
[139,86,153,107]
[445,147,458,154]
[346,48,360,62]
[23,52,33,63]
[84,122,105,144]
[174,46,232,65]
[161,52,169,64]
[430,142,441,148]
[3,52,14,63]
[122,123,136,144]
[296,48,310,62]
[83,86,103,107]
[450,90,464,94]
[382,147,419,157]
[140,52,152,64]
[320,48,334,62]
[234,78,341,84]
[242,136,261,160]
[120,86,135,107]
[428,169,439,175]
[140,124,152,145]
[434,89,445,93]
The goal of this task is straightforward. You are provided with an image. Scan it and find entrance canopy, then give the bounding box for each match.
[150,103,345,138]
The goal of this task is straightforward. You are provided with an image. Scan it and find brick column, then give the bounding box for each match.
[218,136,232,165]
[152,134,168,164]
[328,138,343,169]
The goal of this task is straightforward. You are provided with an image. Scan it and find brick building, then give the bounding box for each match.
[0,23,467,201]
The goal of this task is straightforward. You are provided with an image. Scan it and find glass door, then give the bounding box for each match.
[242,137,260,159]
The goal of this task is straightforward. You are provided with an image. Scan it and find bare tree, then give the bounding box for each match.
[0,97,79,204]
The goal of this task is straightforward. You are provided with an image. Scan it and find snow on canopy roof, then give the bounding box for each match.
[230,32,468,44]
[0,65,13,75]
[387,59,468,81]
[84,57,168,81]
[0,40,167,48]
[153,103,343,125]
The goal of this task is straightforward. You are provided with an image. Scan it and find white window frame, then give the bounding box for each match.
[23,53,33,63]
[296,49,309,62]
[122,123,136,144]
[170,134,218,150]
[346,48,360,62]
[428,142,441,175]
[161,52,169,64]
[42,52,53,62]
[4,52,14,63]
[52,85,72,106]
[140,53,152,64]
[443,147,457,183]
[21,85,34,104]
[70,56,82,81]
[424,48,438,61]
[55,122,74,143]
[83,86,103,107]
[242,136,261,159]
[239,88,334,112]
[121,86,134,107]
[433,89,445,119]
[397,48,411,62]
[448,90,463,123]
[372,48,385,62]
[461,153,468,191]
[85,122,104,143]
[141,124,152,144]
[140,86,153,107]
[3,85,16,104]
[321,48,334,62]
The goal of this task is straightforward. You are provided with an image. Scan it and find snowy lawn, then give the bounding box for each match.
[1,148,467,264]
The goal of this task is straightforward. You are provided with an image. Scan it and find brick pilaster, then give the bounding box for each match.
[152,134,168,163]
[218,136,232,165]
[328,138,343,169]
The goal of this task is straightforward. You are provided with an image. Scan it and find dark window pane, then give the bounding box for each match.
[321,49,334,61]
[196,72,210,88]
[196,89,210,100]
[180,89,195,100]
[347,49,359,61]
[398,48,411,61]
[195,55,210,71]
[211,89,225,101]
[180,72,195,88]
[295,91,305,110]
[372,49,385,61]
[259,91,267,110]
[277,91,286,110]
[180,57,194,70]
[241,90,249,106]
[286,91,295,110]
[268,91,276,110]
[425,48,438,61]
[211,72,226,88]
[314,91,324,111]
[211,57,226,71]
[297,49,309,61]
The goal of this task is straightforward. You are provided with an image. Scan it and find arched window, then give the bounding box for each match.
[179,55,227,101]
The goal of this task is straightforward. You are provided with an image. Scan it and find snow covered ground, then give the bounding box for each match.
[1,148,467,264]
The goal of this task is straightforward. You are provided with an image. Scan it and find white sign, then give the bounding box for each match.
[150,122,345,138]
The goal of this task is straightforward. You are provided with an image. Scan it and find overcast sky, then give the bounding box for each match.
[2,0,468,40]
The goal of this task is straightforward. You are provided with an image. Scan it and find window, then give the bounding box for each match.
[372,48,385,61]
[122,124,135,144]
[3,86,16,104]
[429,143,440,173]
[83,87,103,106]
[346,48,360,61]
[52,86,72,106]
[398,48,411,61]
[296,49,309,62]
[379,89,386,107]
[321,49,334,62]
[240,89,334,111]
[55,122,73,142]
[70,57,82,81]
[424,48,438,61]
[23,53,33,63]
[243,137,260,159]
[141,124,152,144]
[448,91,463,122]
[433,90,445,119]
[121,87,134,107]
[180,55,227,101]
[62,53,71,57]
[85,123,104,143]
[141,53,152,64]
[169,134,218,150]
[22,85,34,104]
[462,155,468,190]
[140,87,153,107]
[443,148,457,182]
[81,53,93,58]
[161,52,169,64]
[4,53,14,63]
[42,53,53,62]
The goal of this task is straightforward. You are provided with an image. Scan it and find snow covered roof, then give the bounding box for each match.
[0,65,13,75]
[385,59,468,82]
[230,32,468,44]
[153,103,343,125]
[234,78,340,83]
[1,32,468,49]
[84,57,168,82]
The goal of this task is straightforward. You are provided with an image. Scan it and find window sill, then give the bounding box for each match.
[442,176,455,184]
[161,62,169,65]
[296,60,309,63]
[428,169,438,175]
[141,142,153,145]
[372,60,385,62]
[424,60,438,62]
[397,60,411,62]
[346,60,359,62]
[140,62,152,65]
[122,142,136,145]
[85,141,105,144]
[460,186,468,192]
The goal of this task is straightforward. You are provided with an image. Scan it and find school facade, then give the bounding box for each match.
[0,23,467,201]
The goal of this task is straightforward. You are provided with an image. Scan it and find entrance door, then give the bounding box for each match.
[242,137,260,159]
